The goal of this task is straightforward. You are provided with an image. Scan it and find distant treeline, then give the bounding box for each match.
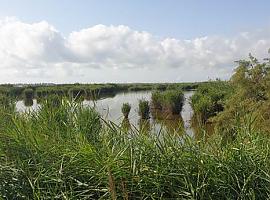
[0,82,203,99]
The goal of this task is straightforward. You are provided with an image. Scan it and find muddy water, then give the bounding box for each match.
[16,91,195,135]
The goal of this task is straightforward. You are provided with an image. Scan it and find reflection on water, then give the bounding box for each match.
[191,116,215,140]
[83,91,152,125]
[24,98,34,107]
[15,91,195,136]
[181,91,195,137]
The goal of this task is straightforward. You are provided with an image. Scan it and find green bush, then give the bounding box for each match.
[191,81,233,123]
[213,53,270,134]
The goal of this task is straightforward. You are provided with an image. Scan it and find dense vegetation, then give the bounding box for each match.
[191,81,233,123]
[191,51,270,136]
[0,82,199,100]
[214,53,270,135]
[1,95,270,199]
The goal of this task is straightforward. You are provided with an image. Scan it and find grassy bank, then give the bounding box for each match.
[1,97,270,199]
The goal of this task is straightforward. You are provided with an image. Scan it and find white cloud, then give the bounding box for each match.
[0,17,269,83]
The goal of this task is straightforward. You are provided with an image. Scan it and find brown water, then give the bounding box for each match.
[15,91,195,135]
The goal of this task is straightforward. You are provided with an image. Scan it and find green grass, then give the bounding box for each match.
[1,97,270,199]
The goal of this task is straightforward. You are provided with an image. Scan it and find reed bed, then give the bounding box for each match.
[0,98,270,199]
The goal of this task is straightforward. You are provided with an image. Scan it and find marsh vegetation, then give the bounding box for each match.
[0,52,270,199]
[121,103,131,119]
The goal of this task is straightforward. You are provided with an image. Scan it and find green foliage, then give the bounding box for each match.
[0,95,11,109]
[121,103,131,118]
[151,90,162,109]
[191,81,233,123]
[138,99,150,119]
[151,89,184,115]
[162,90,184,114]
[0,95,15,132]
[214,52,270,134]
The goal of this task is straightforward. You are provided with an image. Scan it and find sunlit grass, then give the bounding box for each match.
[0,97,270,199]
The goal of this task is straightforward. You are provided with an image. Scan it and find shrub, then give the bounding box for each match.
[191,81,232,123]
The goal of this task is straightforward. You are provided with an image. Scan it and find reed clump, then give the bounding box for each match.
[23,88,34,99]
[151,89,184,116]
[138,99,150,119]
[121,103,131,119]
[24,98,34,107]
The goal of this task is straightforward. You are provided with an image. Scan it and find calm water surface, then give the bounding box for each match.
[16,91,195,135]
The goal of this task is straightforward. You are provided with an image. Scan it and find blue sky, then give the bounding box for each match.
[0,0,269,83]
[1,0,270,38]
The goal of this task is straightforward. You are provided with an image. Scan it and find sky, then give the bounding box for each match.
[0,0,270,83]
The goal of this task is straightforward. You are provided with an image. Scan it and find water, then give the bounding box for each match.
[16,91,195,135]
[16,99,40,112]
[83,91,152,126]
[181,91,195,137]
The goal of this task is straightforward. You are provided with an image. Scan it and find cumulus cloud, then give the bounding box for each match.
[0,17,269,83]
